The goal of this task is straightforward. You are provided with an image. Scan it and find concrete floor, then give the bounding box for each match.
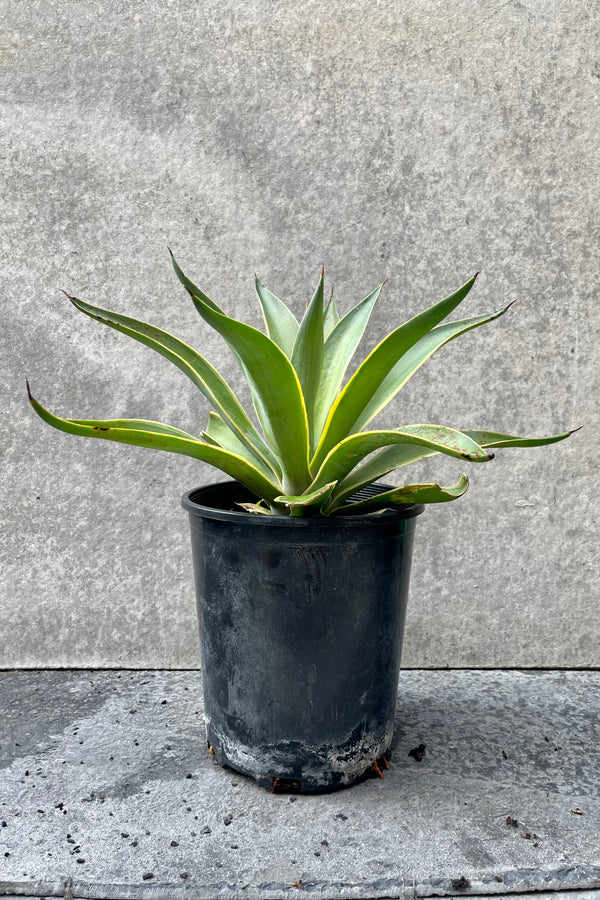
[0,670,599,900]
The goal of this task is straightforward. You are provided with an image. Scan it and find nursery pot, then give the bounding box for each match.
[182,480,423,792]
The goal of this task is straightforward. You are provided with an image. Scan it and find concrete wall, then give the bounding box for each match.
[2,0,598,669]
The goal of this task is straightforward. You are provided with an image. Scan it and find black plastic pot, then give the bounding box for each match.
[182,480,423,792]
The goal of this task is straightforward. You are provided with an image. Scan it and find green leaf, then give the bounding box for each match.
[167,250,224,313]
[201,411,276,479]
[311,424,491,498]
[171,253,311,494]
[66,293,281,479]
[323,290,341,338]
[171,249,263,396]
[460,428,579,449]
[254,277,299,359]
[203,410,246,450]
[311,273,479,471]
[331,474,470,515]
[291,268,325,447]
[322,306,513,503]
[200,430,221,447]
[358,304,511,431]
[330,426,576,507]
[313,282,384,442]
[27,386,282,503]
[274,481,337,511]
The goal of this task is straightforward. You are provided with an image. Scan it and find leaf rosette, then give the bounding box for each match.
[28,256,576,516]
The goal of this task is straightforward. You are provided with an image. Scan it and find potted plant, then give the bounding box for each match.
[28,253,575,792]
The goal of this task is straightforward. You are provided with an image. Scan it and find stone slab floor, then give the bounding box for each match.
[0,670,598,900]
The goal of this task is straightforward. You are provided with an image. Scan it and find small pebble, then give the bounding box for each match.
[170,840,179,847]
[223,815,233,826]
[142,872,154,881]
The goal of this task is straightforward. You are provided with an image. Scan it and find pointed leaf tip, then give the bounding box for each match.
[26,377,33,400]
[167,247,174,258]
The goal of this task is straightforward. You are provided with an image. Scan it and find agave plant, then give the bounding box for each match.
[28,253,574,516]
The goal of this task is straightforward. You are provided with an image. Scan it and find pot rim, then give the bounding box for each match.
[181,479,424,525]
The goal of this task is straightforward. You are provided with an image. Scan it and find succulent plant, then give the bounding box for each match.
[28,254,575,516]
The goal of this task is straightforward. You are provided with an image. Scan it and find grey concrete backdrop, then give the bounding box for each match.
[1,0,598,668]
